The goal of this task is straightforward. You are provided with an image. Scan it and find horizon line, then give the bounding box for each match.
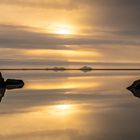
[0,68,140,71]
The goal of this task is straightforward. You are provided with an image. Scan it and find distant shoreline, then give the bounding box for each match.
[0,68,140,71]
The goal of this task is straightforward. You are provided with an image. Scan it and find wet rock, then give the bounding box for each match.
[0,72,24,102]
[6,79,24,90]
[127,80,140,98]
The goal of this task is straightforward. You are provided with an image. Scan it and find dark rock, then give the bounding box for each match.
[127,80,140,98]
[0,72,24,102]
[6,79,24,90]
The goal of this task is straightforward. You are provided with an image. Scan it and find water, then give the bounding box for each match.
[0,70,140,140]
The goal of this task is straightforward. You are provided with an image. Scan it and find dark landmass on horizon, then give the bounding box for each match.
[0,67,140,71]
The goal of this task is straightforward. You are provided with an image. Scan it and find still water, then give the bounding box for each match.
[0,70,140,140]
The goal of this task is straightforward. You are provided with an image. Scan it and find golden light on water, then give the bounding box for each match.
[49,104,75,117]
[25,80,100,90]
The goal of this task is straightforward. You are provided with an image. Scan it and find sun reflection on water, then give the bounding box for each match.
[48,104,75,117]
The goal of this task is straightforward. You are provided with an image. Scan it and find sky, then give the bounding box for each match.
[0,0,140,68]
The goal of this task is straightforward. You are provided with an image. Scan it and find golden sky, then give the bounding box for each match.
[0,1,140,139]
[0,0,140,68]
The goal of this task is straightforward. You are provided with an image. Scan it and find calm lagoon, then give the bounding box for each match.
[0,70,140,140]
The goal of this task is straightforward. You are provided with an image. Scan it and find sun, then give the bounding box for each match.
[55,27,72,35]
[55,104,73,110]
[57,28,70,35]
[50,24,74,35]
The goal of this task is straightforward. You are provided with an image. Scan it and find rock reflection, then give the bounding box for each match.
[127,80,140,98]
[0,72,24,102]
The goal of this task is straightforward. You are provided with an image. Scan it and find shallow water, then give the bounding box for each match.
[0,70,140,140]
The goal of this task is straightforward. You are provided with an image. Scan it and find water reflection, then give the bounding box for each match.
[48,104,76,117]
[0,71,140,140]
[127,79,140,98]
[0,72,24,102]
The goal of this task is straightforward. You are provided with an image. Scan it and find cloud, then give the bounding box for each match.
[79,0,140,32]
[1,0,140,32]
[0,0,80,10]
[0,25,140,68]
[0,25,139,50]
[0,129,81,140]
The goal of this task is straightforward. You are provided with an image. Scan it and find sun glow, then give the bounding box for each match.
[55,104,73,111]
[51,24,74,35]
[56,27,72,35]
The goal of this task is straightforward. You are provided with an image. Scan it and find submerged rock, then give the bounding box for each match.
[127,80,140,98]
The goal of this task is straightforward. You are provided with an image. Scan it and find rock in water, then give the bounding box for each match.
[127,80,140,98]
[6,79,24,90]
[0,72,24,102]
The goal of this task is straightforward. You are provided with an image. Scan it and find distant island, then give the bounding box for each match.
[80,66,93,72]
[0,66,140,72]
[44,66,93,72]
[46,66,93,72]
